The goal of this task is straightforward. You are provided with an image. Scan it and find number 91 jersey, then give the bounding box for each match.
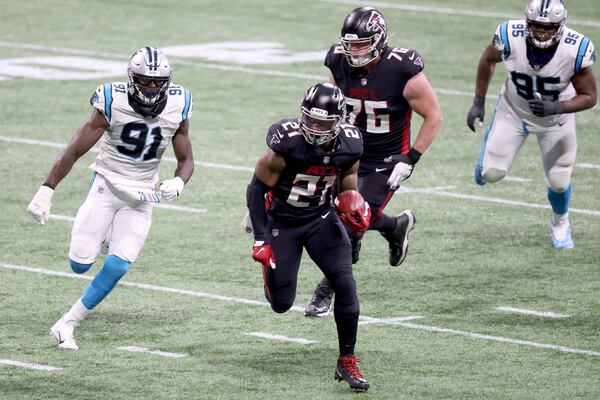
[89,82,193,189]
[494,20,595,127]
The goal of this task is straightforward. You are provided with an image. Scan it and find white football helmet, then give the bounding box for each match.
[525,0,567,49]
[127,47,172,106]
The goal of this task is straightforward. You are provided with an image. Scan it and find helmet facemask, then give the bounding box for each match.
[300,107,342,146]
[128,73,171,106]
[526,20,564,49]
[341,33,384,67]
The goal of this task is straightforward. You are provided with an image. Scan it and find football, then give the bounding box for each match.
[336,190,366,215]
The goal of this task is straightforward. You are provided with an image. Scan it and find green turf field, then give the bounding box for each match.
[1,0,599,398]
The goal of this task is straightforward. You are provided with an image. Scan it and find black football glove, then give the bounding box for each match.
[466,96,486,132]
[528,98,565,117]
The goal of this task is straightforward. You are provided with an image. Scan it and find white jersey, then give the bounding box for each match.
[493,20,595,127]
[90,82,193,189]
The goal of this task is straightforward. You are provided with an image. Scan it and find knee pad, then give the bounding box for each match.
[483,167,506,183]
[329,271,359,318]
[69,259,93,274]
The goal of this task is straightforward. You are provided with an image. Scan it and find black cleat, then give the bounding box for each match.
[304,280,334,317]
[335,356,370,392]
[351,238,362,264]
[380,210,416,266]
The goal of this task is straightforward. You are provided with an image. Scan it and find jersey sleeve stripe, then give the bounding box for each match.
[182,89,191,120]
[500,22,511,58]
[103,83,113,122]
[575,37,591,73]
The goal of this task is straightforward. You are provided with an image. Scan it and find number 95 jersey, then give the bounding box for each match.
[89,82,193,189]
[494,20,595,127]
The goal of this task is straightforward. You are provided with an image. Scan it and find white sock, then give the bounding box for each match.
[552,212,569,225]
[62,298,91,327]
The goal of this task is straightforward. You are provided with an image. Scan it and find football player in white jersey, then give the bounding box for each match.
[466,0,596,249]
[26,47,195,350]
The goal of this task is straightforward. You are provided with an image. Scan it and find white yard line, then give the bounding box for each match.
[2,40,596,106]
[4,134,599,217]
[0,359,62,372]
[497,306,570,319]
[0,135,254,173]
[577,163,600,169]
[48,214,76,222]
[503,176,531,183]
[399,186,600,217]
[245,332,319,345]
[154,203,207,213]
[358,315,423,325]
[396,322,600,357]
[318,0,600,28]
[117,346,187,358]
[1,262,599,357]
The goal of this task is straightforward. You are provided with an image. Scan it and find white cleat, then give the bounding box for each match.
[50,317,79,350]
[549,216,575,250]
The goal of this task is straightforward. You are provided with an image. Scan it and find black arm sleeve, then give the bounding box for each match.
[246,175,273,242]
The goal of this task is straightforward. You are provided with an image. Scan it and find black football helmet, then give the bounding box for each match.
[340,7,388,67]
[299,83,346,146]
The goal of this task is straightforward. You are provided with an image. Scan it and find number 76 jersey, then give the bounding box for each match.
[89,82,193,189]
[493,20,595,127]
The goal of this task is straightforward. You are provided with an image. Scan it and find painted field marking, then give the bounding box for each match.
[0,359,62,372]
[117,346,187,358]
[48,214,75,222]
[399,186,600,217]
[3,134,600,218]
[245,332,319,345]
[2,40,598,107]
[358,315,424,325]
[318,0,600,28]
[497,306,570,319]
[2,262,599,358]
[504,176,531,183]
[577,163,600,169]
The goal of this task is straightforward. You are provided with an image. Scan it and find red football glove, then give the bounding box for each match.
[252,241,276,270]
[339,202,371,232]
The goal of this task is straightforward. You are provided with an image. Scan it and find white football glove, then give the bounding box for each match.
[27,185,54,225]
[159,176,185,201]
[387,161,414,191]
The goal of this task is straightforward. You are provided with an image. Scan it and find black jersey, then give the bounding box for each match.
[325,44,424,160]
[266,118,363,223]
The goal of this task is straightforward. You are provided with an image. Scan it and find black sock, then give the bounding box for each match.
[335,314,358,357]
[370,213,397,232]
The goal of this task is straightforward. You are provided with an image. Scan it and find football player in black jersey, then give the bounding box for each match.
[246,83,370,392]
[305,7,442,317]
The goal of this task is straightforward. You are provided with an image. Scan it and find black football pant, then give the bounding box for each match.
[262,210,359,356]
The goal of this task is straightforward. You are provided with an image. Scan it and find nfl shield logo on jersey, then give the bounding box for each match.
[323,156,330,164]
[361,78,367,86]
